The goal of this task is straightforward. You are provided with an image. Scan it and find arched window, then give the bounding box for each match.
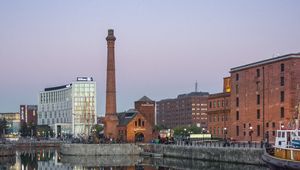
[138,119,141,126]
[142,121,144,127]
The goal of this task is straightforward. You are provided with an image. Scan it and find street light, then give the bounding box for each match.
[249,126,253,143]
[281,124,284,130]
[223,127,227,140]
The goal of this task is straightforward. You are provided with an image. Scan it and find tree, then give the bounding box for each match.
[20,122,29,137]
[154,124,167,131]
[0,118,8,137]
[173,125,202,137]
[91,124,104,143]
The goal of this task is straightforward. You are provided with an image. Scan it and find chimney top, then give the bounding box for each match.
[106,29,116,41]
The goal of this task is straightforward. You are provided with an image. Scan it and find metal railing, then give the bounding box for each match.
[174,140,264,149]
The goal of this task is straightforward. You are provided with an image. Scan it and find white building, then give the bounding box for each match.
[38,77,97,137]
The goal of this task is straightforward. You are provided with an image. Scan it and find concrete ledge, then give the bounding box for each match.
[61,155,143,166]
[60,143,143,156]
[141,144,265,165]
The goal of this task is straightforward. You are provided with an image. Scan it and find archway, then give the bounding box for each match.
[135,133,144,142]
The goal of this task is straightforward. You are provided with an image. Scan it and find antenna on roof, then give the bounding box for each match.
[195,81,198,92]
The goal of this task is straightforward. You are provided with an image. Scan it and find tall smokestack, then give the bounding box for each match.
[104,29,119,139]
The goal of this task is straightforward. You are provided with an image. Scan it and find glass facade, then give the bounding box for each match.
[38,78,96,137]
[72,82,96,136]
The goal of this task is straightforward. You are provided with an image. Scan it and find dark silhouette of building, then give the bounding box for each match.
[20,105,38,126]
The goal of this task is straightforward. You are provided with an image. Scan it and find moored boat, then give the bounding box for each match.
[262,129,300,169]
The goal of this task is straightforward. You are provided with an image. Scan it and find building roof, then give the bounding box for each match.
[117,110,138,126]
[208,92,230,99]
[230,53,300,73]
[137,96,154,102]
[177,92,209,98]
[44,84,72,91]
[158,91,209,103]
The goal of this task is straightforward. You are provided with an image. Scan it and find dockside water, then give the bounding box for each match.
[0,148,269,170]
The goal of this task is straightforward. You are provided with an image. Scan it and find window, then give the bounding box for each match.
[138,119,141,126]
[236,73,239,81]
[236,97,239,107]
[236,111,239,120]
[257,125,260,136]
[273,131,276,136]
[209,102,212,108]
[257,95,260,105]
[281,107,284,118]
[243,131,246,136]
[142,121,144,127]
[256,69,260,77]
[280,77,284,86]
[281,63,285,72]
[244,123,246,128]
[266,122,269,128]
[135,121,137,127]
[272,122,275,128]
[257,109,260,119]
[236,84,239,94]
[256,82,260,91]
[236,126,239,136]
[280,91,284,102]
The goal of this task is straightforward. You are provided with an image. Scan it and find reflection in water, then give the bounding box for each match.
[2,148,269,170]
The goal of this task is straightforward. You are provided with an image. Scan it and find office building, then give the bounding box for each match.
[38,77,96,137]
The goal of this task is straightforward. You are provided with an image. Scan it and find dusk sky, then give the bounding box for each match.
[1,0,300,115]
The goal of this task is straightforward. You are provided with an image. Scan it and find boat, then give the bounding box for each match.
[262,129,300,170]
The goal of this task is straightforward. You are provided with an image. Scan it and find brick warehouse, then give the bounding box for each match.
[228,53,300,142]
[156,92,209,129]
[207,77,231,139]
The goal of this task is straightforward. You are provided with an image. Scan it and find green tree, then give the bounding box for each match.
[20,122,29,137]
[173,125,202,137]
[0,118,8,137]
[154,124,167,131]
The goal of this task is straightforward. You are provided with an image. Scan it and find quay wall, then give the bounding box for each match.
[0,144,16,156]
[60,143,143,156]
[60,143,264,165]
[141,144,265,165]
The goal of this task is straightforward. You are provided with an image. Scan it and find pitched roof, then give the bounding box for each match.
[137,96,153,102]
[117,110,138,126]
[230,53,300,72]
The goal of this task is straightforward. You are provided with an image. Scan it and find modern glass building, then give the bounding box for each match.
[38,77,97,137]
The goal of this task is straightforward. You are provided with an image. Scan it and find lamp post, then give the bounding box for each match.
[281,125,284,130]
[223,127,227,140]
[184,128,187,145]
[249,126,253,144]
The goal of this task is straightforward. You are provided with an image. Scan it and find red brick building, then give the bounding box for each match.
[135,96,155,127]
[117,96,155,142]
[156,92,209,129]
[207,90,231,138]
[229,53,300,142]
[20,105,38,126]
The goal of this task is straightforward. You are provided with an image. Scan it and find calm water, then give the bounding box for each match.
[0,148,269,170]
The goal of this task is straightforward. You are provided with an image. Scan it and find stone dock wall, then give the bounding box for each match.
[60,143,264,165]
[141,144,265,165]
[60,143,143,156]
